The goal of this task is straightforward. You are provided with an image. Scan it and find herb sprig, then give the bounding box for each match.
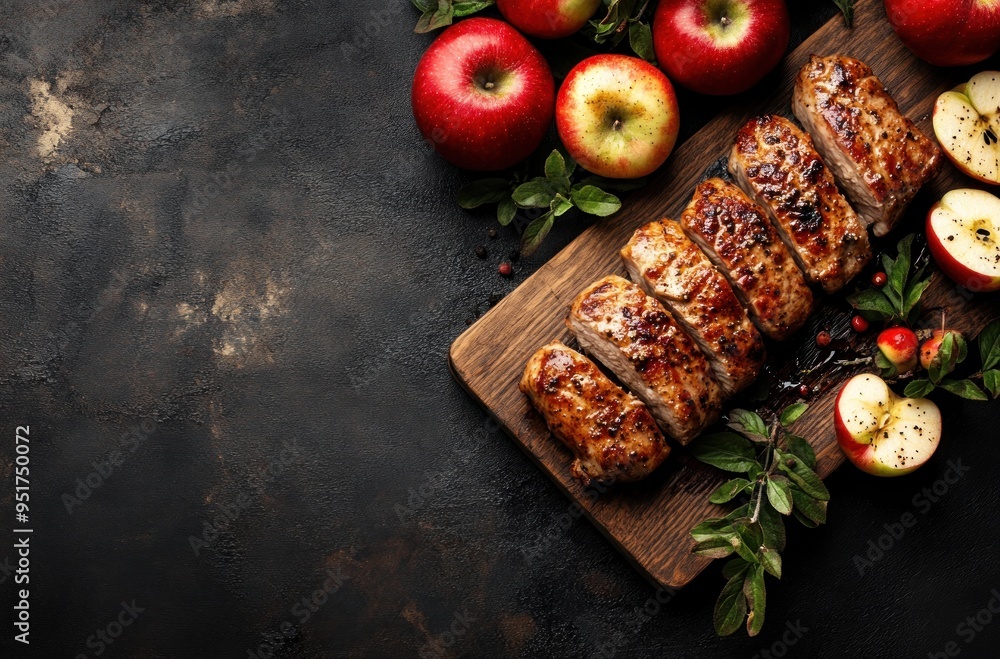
[905,320,1000,400]
[832,0,855,28]
[586,0,656,62]
[847,235,932,326]
[458,150,636,256]
[689,404,828,637]
[410,0,494,33]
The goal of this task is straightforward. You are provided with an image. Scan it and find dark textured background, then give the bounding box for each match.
[1,1,999,657]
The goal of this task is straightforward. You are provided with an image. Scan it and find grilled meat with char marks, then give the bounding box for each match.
[792,55,941,237]
[520,342,670,486]
[730,114,872,293]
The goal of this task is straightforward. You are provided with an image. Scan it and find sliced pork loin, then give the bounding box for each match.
[567,275,722,445]
[729,114,872,293]
[792,55,941,237]
[620,219,765,396]
[680,177,814,341]
[519,342,670,486]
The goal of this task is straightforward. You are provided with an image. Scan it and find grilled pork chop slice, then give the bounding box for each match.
[730,114,872,293]
[621,219,765,395]
[520,342,670,486]
[567,275,722,445]
[680,178,814,341]
[792,55,941,237]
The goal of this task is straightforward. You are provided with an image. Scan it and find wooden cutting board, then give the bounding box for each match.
[449,0,1000,589]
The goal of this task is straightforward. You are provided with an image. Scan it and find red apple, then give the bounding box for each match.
[556,54,680,179]
[927,189,1000,293]
[920,330,967,371]
[411,18,555,171]
[884,0,1000,67]
[496,0,602,39]
[933,71,1000,185]
[652,0,789,96]
[877,327,919,375]
[835,374,941,477]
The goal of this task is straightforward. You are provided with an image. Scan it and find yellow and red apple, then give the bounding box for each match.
[926,189,1000,293]
[496,0,602,39]
[555,54,680,179]
[877,327,919,375]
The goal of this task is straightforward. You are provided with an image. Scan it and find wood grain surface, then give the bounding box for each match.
[449,0,1000,589]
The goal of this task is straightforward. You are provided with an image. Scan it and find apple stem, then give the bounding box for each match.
[720,15,731,27]
[612,118,623,132]
[484,81,495,90]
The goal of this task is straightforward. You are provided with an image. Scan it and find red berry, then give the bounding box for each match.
[816,331,832,347]
[798,384,811,397]
[851,315,869,332]
[871,271,887,287]
[498,262,512,277]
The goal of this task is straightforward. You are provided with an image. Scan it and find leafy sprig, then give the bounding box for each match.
[832,0,855,28]
[411,0,494,33]
[847,235,931,326]
[689,404,827,637]
[587,0,656,62]
[458,150,632,256]
[905,320,1000,400]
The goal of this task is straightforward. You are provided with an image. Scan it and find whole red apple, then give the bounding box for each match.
[411,18,555,171]
[652,0,789,96]
[556,54,680,178]
[885,0,1000,67]
[497,0,602,39]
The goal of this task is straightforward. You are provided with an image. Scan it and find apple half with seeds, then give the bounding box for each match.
[932,70,1000,184]
[834,374,941,477]
[927,188,1000,292]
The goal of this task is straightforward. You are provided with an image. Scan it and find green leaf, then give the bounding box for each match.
[733,518,763,553]
[792,507,819,528]
[577,175,647,192]
[779,403,808,428]
[846,288,895,320]
[744,565,767,637]
[790,486,828,525]
[689,432,760,473]
[569,185,621,216]
[693,536,737,559]
[512,179,556,209]
[520,212,555,257]
[710,478,751,504]
[732,532,760,564]
[904,378,935,398]
[765,477,793,515]
[779,460,829,501]
[714,574,748,636]
[902,279,931,323]
[930,331,959,384]
[414,0,454,32]
[875,350,896,378]
[757,499,786,552]
[457,178,509,209]
[451,0,493,16]
[628,21,655,62]
[690,517,735,543]
[550,194,574,217]
[722,557,750,580]
[979,320,1000,371]
[939,379,989,401]
[497,196,517,226]
[728,409,768,440]
[885,235,912,303]
[784,434,816,470]
[410,0,435,13]
[759,547,782,579]
[984,370,1000,398]
[832,0,855,27]
[543,150,571,194]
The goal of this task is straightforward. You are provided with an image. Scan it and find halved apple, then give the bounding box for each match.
[927,188,1000,292]
[933,71,1000,185]
[834,374,941,477]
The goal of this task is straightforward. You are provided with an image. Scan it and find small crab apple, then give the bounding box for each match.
[919,329,967,371]
[877,326,919,375]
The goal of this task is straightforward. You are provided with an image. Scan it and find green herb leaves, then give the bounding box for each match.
[903,321,1000,401]
[457,150,627,256]
[832,0,855,28]
[588,0,656,62]
[689,406,827,637]
[847,235,931,325]
[411,0,494,32]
